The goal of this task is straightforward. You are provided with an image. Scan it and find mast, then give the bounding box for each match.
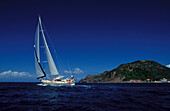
[38,16,59,81]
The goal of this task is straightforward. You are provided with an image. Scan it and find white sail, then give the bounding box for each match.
[38,16,59,75]
[34,23,46,79]
[34,52,46,79]
[35,24,40,61]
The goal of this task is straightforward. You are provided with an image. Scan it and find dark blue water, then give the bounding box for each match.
[0,83,170,111]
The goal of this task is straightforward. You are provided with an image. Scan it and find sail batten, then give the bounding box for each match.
[38,16,59,76]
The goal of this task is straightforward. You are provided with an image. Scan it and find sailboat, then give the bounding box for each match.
[34,16,75,85]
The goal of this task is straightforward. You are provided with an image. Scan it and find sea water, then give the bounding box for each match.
[0,82,170,111]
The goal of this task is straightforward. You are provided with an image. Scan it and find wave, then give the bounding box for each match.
[37,83,48,86]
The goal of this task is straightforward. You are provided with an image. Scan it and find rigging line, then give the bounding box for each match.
[42,45,46,72]
[45,74,50,80]
[39,28,47,74]
[45,30,65,66]
[67,62,73,75]
[45,32,63,75]
[42,23,65,75]
[42,24,67,68]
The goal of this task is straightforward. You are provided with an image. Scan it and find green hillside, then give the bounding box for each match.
[79,60,170,83]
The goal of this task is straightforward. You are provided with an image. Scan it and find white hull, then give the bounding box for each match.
[41,79,75,86]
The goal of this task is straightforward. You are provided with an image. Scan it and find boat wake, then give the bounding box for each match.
[37,83,75,87]
[37,83,48,86]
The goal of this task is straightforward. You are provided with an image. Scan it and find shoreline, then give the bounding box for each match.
[79,81,170,83]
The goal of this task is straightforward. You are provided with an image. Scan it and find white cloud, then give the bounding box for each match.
[166,64,170,68]
[73,68,84,74]
[64,70,72,74]
[0,70,33,78]
[64,68,84,74]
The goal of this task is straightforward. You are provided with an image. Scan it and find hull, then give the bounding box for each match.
[41,79,75,86]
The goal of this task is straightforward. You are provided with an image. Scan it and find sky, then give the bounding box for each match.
[0,0,170,82]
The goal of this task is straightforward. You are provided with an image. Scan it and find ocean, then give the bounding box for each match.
[0,83,170,111]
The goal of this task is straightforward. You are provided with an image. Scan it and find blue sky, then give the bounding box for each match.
[0,0,170,82]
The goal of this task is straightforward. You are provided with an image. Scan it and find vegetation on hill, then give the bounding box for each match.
[79,60,170,83]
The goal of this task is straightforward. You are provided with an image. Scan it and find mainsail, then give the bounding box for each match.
[34,23,46,79]
[34,16,59,79]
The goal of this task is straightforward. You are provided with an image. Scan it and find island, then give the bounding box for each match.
[79,60,170,83]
